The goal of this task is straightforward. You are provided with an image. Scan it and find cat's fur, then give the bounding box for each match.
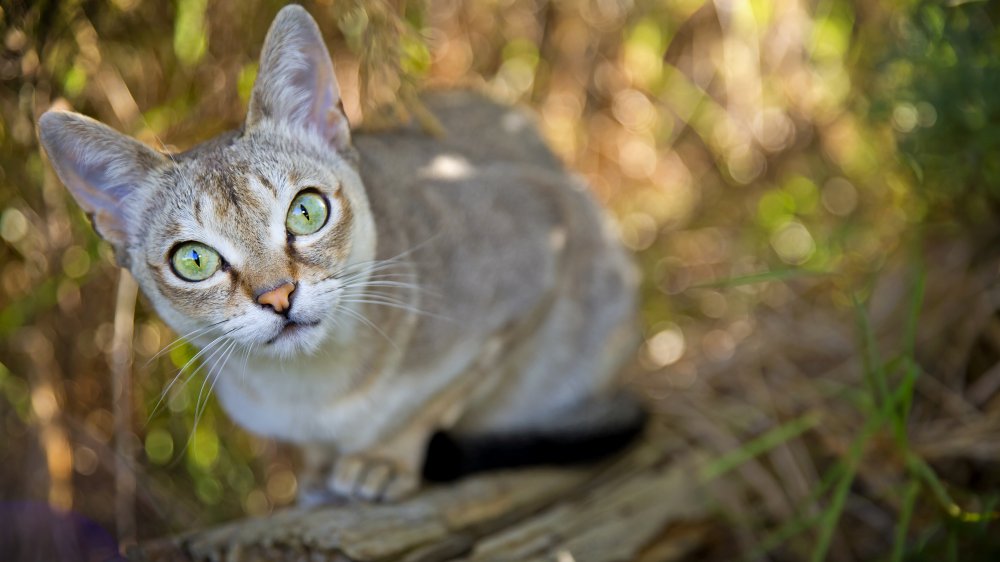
[38,5,641,503]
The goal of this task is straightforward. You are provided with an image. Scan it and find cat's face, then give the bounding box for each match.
[39,6,373,358]
[137,129,372,358]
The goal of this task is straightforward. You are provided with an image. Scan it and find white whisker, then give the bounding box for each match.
[337,283,454,322]
[338,235,439,274]
[147,327,237,423]
[186,337,236,417]
[334,304,399,352]
[240,342,256,384]
[343,280,438,295]
[180,337,241,457]
[194,338,240,431]
[145,320,227,366]
[327,235,440,287]
[338,297,453,322]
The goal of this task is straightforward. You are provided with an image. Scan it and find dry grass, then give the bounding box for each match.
[1,0,999,559]
[631,229,1000,560]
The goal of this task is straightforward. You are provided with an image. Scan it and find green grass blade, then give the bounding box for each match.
[907,452,954,514]
[976,494,999,531]
[900,264,926,364]
[748,462,847,560]
[810,464,857,562]
[700,412,821,482]
[890,358,921,445]
[891,478,921,562]
[893,266,926,441]
[852,294,889,413]
[908,451,1000,523]
[810,419,877,562]
[691,268,830,289]
[751,511,824,561]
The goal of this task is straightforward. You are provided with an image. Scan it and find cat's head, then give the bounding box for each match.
[38,6,375,358]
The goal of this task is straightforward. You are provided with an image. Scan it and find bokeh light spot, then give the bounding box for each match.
[770,221,816,264]
[892,103,919,133]
[0,208,28,243]
[61,246,91,279]
[190,427,219,469]
[244,489,270,516]
[266,468,297,505]
[822,178,858,216]
[73,445,99,475]
[645,325,685,367]
[196,477,222,505]
[144,428,174,465]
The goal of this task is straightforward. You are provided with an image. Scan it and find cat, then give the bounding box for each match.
[38,5,644,504]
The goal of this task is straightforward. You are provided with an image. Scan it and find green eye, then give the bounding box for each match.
[170,242,221,282]
[286,191,329,236]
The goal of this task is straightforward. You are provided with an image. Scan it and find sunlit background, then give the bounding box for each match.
[2,0,999,559]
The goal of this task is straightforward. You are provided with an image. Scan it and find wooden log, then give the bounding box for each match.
[131,419,712,562]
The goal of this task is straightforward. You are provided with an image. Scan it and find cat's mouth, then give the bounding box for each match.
[266,319,321,345]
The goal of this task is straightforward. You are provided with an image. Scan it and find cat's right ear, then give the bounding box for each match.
[38,110,167,257]
[246,5,350,150]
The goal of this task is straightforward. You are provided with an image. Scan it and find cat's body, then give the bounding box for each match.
[39,6,641,503]
[222,91,637,443]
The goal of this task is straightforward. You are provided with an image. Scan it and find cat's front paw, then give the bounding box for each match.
[327,454,420,502]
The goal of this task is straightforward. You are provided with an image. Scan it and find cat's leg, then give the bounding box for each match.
[327,423,430,502]
[327,338,505,502]
[297,444,340,506]
[325,382,473,501]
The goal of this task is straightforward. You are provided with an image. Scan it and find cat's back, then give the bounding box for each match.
[353,91,609,290]
[353,90,593,267]
[353,91,622,288]
[352,91,638,416]
[352,91,633,356]
[354,91,562,173]
[353,90,596,300]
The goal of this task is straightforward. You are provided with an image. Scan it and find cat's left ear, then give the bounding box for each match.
[246,5,350,150]
[38,110,168,261]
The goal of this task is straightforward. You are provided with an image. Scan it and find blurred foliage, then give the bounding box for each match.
[872,0,1000,222]
[0,0,998,559]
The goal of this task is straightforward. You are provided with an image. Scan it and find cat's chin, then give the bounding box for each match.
[261,320,326,357]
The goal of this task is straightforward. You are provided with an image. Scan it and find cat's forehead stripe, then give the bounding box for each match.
[257,173,277,196]
[197,167,272,231]
[220,171,248,209]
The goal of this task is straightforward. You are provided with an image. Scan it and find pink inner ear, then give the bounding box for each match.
[324,103,351,151]
[38,111,166,254]
[246,7,351,150]
[303,52,349,147]
[57,157,140,251]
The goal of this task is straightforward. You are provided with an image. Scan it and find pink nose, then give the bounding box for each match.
[257,282,295,313]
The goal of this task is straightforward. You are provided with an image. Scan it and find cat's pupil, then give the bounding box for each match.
[192,251,201,267]
[299,204,310,221]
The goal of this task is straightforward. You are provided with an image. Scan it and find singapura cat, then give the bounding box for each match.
[38,5,644,503]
